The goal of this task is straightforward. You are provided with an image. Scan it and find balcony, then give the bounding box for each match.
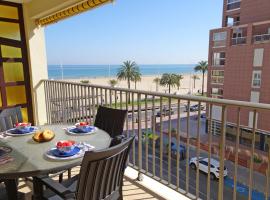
[30,79,270,200]
[231,37,246,45]
[253,34,270,44]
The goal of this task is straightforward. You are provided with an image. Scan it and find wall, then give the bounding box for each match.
[23,3,48,125]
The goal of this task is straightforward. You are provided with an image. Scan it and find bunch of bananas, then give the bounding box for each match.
[33,130,55,143]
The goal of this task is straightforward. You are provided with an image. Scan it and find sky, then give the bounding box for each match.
[45,0,223,65]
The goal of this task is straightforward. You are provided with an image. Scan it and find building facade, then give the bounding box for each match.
[207,0,270,149]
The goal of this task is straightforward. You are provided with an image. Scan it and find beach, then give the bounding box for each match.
[64,73,207,95]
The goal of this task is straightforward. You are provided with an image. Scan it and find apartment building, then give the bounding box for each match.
[207,0,270,150]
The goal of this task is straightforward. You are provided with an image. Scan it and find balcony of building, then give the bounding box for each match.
[231,27,247,45]
[226,16,240,27]
[253,23,270,44]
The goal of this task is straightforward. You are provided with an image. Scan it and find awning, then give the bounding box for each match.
[36,0,113,26]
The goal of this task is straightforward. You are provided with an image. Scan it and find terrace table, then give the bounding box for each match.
[0,124,111,200]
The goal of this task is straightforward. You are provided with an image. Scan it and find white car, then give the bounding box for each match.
[189,157,228,180]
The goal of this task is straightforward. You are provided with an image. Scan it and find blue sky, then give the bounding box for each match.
[45,0,223,65]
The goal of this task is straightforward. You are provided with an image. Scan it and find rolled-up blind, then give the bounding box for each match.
[36,0,113,26]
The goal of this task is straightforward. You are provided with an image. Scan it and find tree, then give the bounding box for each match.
[117,61,140,90]
[159,73,179,93]
[108,79,118,88]
[191,75,200,89]
[176,74,184,90]
[132,71,142,89]
[194,61,208,95]
[153,77,161,92]
[80,80,89,84]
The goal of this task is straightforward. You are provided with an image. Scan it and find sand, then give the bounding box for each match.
[63,73,207,95]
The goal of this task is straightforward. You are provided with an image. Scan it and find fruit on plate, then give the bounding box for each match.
[56,140,75,153]
[15,122,31,130]
[79,122,89,126]
[33,130,55,143]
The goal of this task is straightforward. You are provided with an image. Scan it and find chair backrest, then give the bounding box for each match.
[76,136,134,200]
[0,107,23,131]
[94,106,127,138]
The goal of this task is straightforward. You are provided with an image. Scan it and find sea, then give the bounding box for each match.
[48,64,196,79]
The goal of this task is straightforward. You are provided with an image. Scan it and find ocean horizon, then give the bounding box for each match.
[48,64,197,79]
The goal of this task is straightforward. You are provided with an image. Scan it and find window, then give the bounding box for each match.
[252,71,261,88]
[199,161,208,166]
[250,91,260,103]
[213,32,227,41]
[211,70,224,77]
[227,0,240,4]
[213,52,226,66]
[212,88,223,95]
[253,49,264,67]
[227,0,241,10]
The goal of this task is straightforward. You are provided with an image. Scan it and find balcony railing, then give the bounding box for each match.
[231,37,246,45]
[254,34,270,43]
[40,79,270,200]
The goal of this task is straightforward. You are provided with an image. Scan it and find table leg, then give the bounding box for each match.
[32,177,43,200]
[4,179,18,200]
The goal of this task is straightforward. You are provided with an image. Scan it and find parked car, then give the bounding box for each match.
[185,104,205,112]
[156,108,174,117]
[189,157,228,180]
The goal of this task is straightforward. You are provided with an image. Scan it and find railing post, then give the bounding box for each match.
[137,93,143,181]
[218,105,227,200]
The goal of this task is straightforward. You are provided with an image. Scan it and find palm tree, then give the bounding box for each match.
[153,77,161,92]
[132,72,142,89]
[191,75,200,89]
[176,74,184,90]
[117,61,140,89]
[194,61,208,95]
[159,73,178,93]
[108,79,118,88]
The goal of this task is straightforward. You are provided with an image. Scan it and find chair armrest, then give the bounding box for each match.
[37,176,75,199]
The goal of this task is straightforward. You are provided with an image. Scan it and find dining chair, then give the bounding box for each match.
[0,107,22,196]
[0,106,23,131]
[34,136,135,200]
[94,106,128,147]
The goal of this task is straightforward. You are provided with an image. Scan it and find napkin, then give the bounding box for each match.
[10,127,35,134]
[72,126,95,133]
[0,156,13,165]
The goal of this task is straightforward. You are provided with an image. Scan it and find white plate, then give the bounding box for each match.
[5,127,38,136]
[65,126,98,135]
[45,143,95,161]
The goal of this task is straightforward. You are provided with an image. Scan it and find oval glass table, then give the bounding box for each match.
[0,124,111,199]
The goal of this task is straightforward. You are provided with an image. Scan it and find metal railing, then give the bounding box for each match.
[41,79,270,200]
[253,34,270,43]
[231,37,246,45]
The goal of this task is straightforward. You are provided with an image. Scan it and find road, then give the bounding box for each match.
[129,142,247,200]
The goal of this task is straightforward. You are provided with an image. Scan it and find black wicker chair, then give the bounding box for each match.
[34,136,135,200]
[94,106,128,147]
